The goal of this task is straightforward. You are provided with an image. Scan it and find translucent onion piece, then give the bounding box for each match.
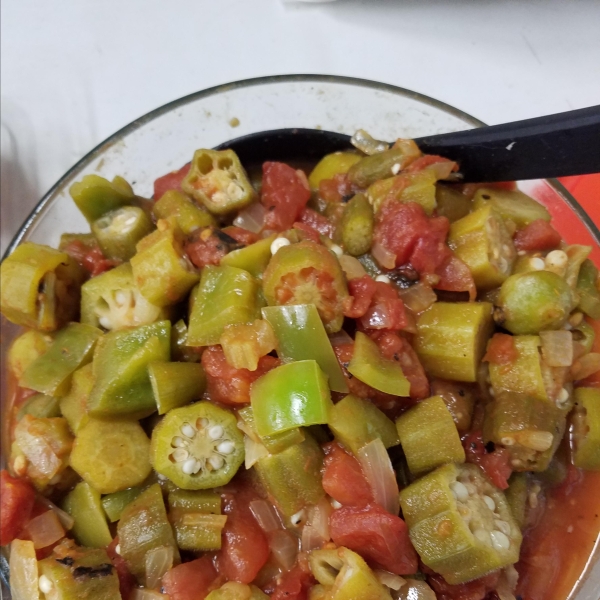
[395,579,437,600]
[572,352,600,380]
[250,499,282,533]
[233,202,267,233]
[338,255,367,280]
[351,129,389,155]
[244,434,269,469]
[10,540,40,600]
[131,589,170,600]
[328,329,354,347]
[371,241,396,270]
[37,496,75,530]
[426,160,457,180]
[399,282,437,314]
[25,510,65,549]
[357,438,400,516]
[269,529,299,570]
[306,497,332,541]
[145,545,174,590]
[540,330,574,367]
[375,569,406,591]
[301,524,326,552]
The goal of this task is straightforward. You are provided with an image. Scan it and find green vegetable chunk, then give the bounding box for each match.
[151,401,244,490]
[16,394,61,421]
[341,193,374,256]
[70,418,152,494]
[473,187,550,228]
[329,394,399,456]
[59,363,94,433]
[221,234,277,277]
[399,463,522,585]
[153,189,216,234]
[576,259,600,319]
[205,582,269,600]
[572,387,600,470]
[396,396,466,475]
[7,329,53,380]
[250,360,333,437]
[149,361,207,414]
[366,169,438,215]
[308,152,361,190]
[19,323,102,397]
[63,482,113,548]
[187,265,261,346]
[117,484,180,584]
[415,302,494,382]
[505,473,529,529]
[436,184,473,223]
[69,174,134,223]
[101,487,144,522]
[171,319,201,362]
[348,145,420,189]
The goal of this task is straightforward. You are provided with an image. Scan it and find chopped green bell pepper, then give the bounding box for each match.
[149,361,206,414]
[153,189,216,234]
[473,188,550,228]
[396,396,466,474]
[348,146,421,189]
[7,329,53,380]
[205,582,269,600]
[504,472,529,529]
[59,363,93,434]
[576,259,600,319]
[415,302,494,382]
[572,387,600,470]
[340,193,374,256]
[187,264,262,346]
[262,303,348,393]
[69,174,134,223]
[220,234,277,278]
[101,486,144,522]
[16,394,61,421]
[250,360,332,437]
[347,331,411,396]
[308,152,361,190]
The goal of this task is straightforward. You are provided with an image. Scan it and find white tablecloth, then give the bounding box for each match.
[2,0,599,253]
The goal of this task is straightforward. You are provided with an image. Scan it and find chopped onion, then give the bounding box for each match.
[371,241,396,270]
[233,202,266,233]
[395,579,437,600]
[37,496,74,530]
[339,254,367,280]
[250,500,282,533]
[351,129,389,155]
[269,529,299,570]
[145,545,174,590]
[399,282,437,314]
[374,569,406,591]
[426,160,457,180]
[357,439,400,516]
[572,352,600,380]
[131,589,170,600]
[540,330,574,367]
[306,497,332,541]
[328,329,353,347]
[25,510,65,549]
[10,539,40,600]
[244,434,269,469]
[301,524,327,552]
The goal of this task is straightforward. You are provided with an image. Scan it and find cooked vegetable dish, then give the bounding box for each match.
[1,130,599,600]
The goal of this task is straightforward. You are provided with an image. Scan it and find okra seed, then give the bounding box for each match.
[450,481,469,502]
[391,163,402,175]
[99,316,112,329]
[518,430,553,452]
[115,544,121,555]
[545,250,568,268]
[115,291,128,305]
[182,459,197,474]
[530,257,545,271]
[217,441,235,455]
[181,423,196,438]
[497,258,508,273]
[208,425,224,440]
[197,417,209,429]
[518,250,526,256]
[569,312,583,327]
[172,448,189,462]
[39,575,53,594]
[291,510,306,525]
[482,495,496,511]
[271,237,291,254]
[557,387,570,403]
[375,274,391,284]
[490,530,510,551]
[474,529,491,546]
[209,455,224,470]
[192,460,203,474]
[501,436,515,446]
[330,499,342,509]
[157,473,167,481]
[172,436,186,448]
[465,483,477,496]
[502,244,512,256]
[330,244,344,257]
[494,520,511,536]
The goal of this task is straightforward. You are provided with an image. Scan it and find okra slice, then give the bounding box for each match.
[205,582,269,600]
[221,234,277,278]
[0,242,84,332]
[38,539,121,600]
[449,204,516,290]
[308,151,361,190]
[571,387,600,470]
[262,240,349,334]
[415,302,494,382]
[16,394,61,420]
[131,226,200,307]
[62,482,112,548]
[182,148,255,215]
[19,322,102,397]
[101,486,143,522]
[151,401,244,490]
[92,205,154,261]
[69,173,134,223]
[495,271,577,335]
[341,193,374,256]
[149,361,207,414]
[504,473,529,528]
[483,392,564,471]
[330,394,399,456]
[70,418,152,494]
[472,187,551,228]
[117,483,180,584]
[576,259,600,319]
[348,331,411,396]
[171,319,201,363]
[309,547,392,600]
[396,396,465,475]
[153,189,216,234]
[254,432,325,517]
[7,329,53,380]
[348,145,421,189]
[59,363,93,433]
[399,463,522,585]
[87,320,171,419]
[187,264,262,346]
[436,184,473,223]
[168,489,222,514]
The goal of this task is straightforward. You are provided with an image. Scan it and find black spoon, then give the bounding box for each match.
[215,105,600,182]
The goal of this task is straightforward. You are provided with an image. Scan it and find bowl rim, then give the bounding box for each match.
[2,73,598,260]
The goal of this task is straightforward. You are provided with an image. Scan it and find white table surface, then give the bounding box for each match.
[2,0,599,254]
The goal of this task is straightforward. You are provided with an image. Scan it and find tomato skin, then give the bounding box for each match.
[514,218,562,252]
[271,563,315,600]
[162,555,218,600]
[484,333,518,366]
[318,174,353,203]
[0,470,36,546]
[359,282,407,331]
[221,226,260,246]
[463,431,512,490]
[202,346,280,405]
[62,240,118,277]
[405,155,457,176]
[107,537,137,600]
[153,162,191,200]
[322,442,374,507]
[261,162,311,231]
[329,504,418,575]
[295,207,334,240]
[344,275,377,319]
[185,227,241,269]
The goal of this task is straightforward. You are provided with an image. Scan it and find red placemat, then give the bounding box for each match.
[559,174,600,228]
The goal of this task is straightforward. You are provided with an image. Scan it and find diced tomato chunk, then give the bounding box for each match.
[514,218,562,252]
[202,346,280,406]
[271,562,315,600]
[405,155,458,177]
[185,227,241,269]
[318,173,353,204]
[295,207,334,239]
[359,282,407,331]
[261,162,311,231]
[344,275,377,319]
[329,504,418,575]
[107,537,137,600]
[221,226,260,246]
[162,556,218,600]
[463,431,512,490]
[322,442,374,507]
[0,470,36,546]
[153,162,191,200]
[62,240,119,277]
[484,333,518,366]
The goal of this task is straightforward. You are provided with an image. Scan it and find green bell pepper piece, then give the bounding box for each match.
[0,242,84,332]
[7,329,53,380]
[59,363,94,433]
[250,360,333,437]
[69,174,134,223]
[396,396,466,475]
[254,432,325,517]
[504,472,529,529]
[329,394,399,456]
[149,361,206,414]
[70,418,152,493]
[19,323,102,397]
[62,482,113,548]
[220,234,277,277]
[347,146,421,189]
[308,152,361,190]
[576,259,600,319]
[153,189,216,234]
[101,486,144,522]
[399,463,522,585]
[187,264,261,346]
[87,320,171,419]
[340,193,374,256]
[182,148,255,215]
[473,188,551,228]
[347,331,411,396]
[206,582,269,600]
[366,169,437,215]
[117,483,180,584]
[38,539,121,600]
[435,184,473,223]
[572,387,600,470]
[16,394,61,421]
[415,302,494,382]
[262,304,348,393]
